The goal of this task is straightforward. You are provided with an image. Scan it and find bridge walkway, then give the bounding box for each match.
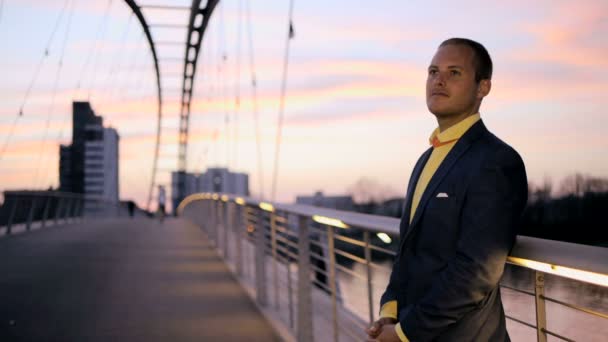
[0,217,281,341]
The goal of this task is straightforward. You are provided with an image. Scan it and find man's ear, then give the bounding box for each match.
[477,79,491,99]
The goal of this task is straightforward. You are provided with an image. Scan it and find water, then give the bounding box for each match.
[337,261,608,341]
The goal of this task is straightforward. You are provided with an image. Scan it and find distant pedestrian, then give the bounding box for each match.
[127,201,135,218]
[157,185,166,223]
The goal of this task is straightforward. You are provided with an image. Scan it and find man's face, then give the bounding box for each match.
[426,44,484,119]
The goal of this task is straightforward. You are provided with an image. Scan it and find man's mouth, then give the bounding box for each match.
[432,91,449,97]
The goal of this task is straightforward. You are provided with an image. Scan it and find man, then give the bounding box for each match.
[365,38,528,341]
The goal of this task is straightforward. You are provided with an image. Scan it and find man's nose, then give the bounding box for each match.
[434,72,446,87]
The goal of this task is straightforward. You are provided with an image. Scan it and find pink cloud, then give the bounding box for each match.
[512,1,608,68]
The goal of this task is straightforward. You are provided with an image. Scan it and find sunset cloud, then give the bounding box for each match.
[1,0,607,206]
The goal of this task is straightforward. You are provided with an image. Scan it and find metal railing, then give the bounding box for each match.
[0,191,127,236]
[178,193,608,342]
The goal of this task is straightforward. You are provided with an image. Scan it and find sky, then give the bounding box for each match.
[0,0,607,208]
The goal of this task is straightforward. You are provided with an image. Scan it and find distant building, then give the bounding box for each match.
[59,102,119,212]
[84,126,119,203]
[171,167,249,212]
[60,102,103,194]
[296,191,355,211]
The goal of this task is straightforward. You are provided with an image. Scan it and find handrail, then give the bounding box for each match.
[178,192,608,342]
[0,191,127,236]
[178,192,608,286]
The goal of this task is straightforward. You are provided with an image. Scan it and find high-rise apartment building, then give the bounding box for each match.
[83,125,119,202]
[59,102,119,208]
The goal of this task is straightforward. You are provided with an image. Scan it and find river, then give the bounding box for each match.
[337,261,608,341]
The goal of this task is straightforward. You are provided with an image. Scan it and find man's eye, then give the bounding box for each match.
[429,69,437,75]
[450,70,461,76]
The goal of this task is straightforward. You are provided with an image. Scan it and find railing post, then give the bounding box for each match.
[207,200,213,241]
[364,231,375,324]
[78,198,85,222]
[63,198,73,223]
[534,271,548,342]
[217,201,224,252]
[208,200,213,236]
[61,197,72,224]
[41,196,51,229]
[65,198,72,224]
[26,197,37,231]
[73,199,82,222]
[225,201,232,262]
[245,206,254,281]
[235,203,244,277]
[201,200,207,232]
[54,197,63,225]
[287,252,295,330]
[213,200,219,247]
[6,198,19,235]
[255,208,268,306]
[216,201,222,250]
[205,200,211,235]
[223,201,229,259]
[297,215,313,342]
[327,225,339,342]
[271,212,279,310]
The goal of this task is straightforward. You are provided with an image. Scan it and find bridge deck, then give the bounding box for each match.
[0,218,281,341]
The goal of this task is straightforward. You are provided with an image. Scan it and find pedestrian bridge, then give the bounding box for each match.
[1,192,607,341]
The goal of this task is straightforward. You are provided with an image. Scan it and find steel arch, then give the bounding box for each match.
[178,0,219,172]
[123,0,219,211]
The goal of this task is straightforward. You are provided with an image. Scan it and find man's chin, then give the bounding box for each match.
[427,107,450,117]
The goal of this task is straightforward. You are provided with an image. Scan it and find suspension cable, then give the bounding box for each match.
[86,0,115,101]
[73,0,112,99]
[100,12,134,109]
[245,0,265,200]
[219,2,229,169]
[233,0,243,171]
[270,0,295,202]
[0,0,70,163]
[35,0,76,188]
[111,33,145,104]
[0,116,19,164]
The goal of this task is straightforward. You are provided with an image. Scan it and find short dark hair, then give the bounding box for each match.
[439,38,492,82]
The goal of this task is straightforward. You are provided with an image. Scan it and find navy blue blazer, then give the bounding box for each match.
[380,120,528,341]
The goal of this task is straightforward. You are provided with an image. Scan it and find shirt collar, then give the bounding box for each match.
[429,113,481,148]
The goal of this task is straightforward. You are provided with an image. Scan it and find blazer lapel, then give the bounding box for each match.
[403,120,487,242]
[400,147,432,235]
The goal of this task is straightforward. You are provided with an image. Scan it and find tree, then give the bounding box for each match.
[559,173,608,197]
[346,177,398,204]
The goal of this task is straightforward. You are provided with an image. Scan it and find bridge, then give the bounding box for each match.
[1,1,607,341]
[1,191,607,341]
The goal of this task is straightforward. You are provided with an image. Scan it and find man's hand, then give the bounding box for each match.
[369,324,401,342]
[365,317,397,339]
[366,324,401,342]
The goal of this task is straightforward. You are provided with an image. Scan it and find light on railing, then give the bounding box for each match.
[377,232,392,244]
[212,194,219,200]
[235,197,245,205]
[259,202,274,212]
[221,195,229,202]
[313,215,349,229]
[507,256,608,287]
